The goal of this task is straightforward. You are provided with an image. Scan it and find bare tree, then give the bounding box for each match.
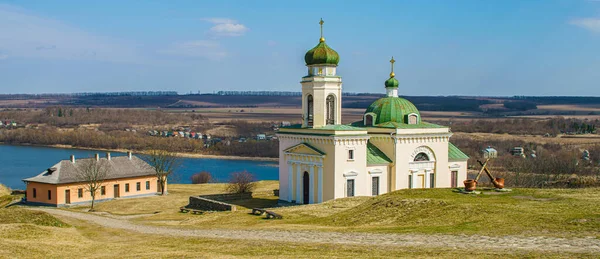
[76,156,108,211]
[191,171,212,184]
[144,150,181,195]
[226,171,256,194]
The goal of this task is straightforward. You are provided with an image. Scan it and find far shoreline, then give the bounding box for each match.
[0,143,279,162]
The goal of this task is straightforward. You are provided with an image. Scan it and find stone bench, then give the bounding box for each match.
[180,206,203,215]
[251,208,266,215]
[264,210,282,219]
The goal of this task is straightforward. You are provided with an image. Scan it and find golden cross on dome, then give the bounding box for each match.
[390,56,396,78]
[319,18,325,42]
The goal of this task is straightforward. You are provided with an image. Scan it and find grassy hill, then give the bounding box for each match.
[82,182,600,238]
[1,182,599,257]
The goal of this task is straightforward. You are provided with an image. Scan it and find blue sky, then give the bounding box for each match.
[0,0,599,96]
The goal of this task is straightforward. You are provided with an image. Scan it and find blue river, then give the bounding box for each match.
[0,145,279,190]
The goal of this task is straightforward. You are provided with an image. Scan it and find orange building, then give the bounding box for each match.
[23,152,164,207]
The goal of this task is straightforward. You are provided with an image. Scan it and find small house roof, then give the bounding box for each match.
[23,155,155,185]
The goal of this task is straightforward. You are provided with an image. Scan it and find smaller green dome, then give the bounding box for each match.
[385,77,399,88]
[305,41,339,66]
[364,97,420,125]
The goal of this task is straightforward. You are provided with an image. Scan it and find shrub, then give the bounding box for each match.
[191,171,212,184]
[226,171,256,194]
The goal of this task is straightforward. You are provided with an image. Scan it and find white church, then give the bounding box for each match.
[277,20,469,204]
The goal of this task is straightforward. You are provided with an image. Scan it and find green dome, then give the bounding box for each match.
[364,97,420,125]
[305,41,339,66]
[385,77,399,88]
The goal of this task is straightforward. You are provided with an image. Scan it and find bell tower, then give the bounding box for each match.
[301,19,342,128]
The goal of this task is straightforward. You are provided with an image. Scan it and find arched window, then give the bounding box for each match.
[365,114,373,126]
[307,95,314,126]
[414,152,430,162]
[326,95,335,125]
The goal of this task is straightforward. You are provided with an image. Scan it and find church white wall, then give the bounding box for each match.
[448,160,468,187]
[394,138,450,189]
[367,165,389,195]
[301,77,342,128]
[333,139,368,199]
[278,137,291,201]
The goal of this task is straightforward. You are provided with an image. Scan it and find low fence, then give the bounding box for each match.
[187,196,237,212]
[199,192,252,202]
[185,193,253,212]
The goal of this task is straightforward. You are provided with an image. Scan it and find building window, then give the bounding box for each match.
[408,114,418,124]
[78,188,83,198]
[365,114,373,126]
[326,94,335,125]
[372,177,379,196]
[346,179,355,197]
[307,95,313,126]
[451,171,458,188]
[408,175,413,189]
[48,190,52,200]
[414,153,430,162]
[125,183,130,192]
[430,173,435,188]
[348,150,354,160]
[136,182,141,191]
[101,186,106,195]
[33,188,37,198]
[146,181,150,190]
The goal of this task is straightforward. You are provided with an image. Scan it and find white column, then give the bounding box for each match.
[318,166,323,203]
[287,162,294,202]
[309,165,315,204]
[424,170,429,189]
[296,164,302,204]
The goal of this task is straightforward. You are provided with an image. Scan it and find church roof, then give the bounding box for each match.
[349,120,445,129]
[367,142,392,165]
[448,143,469,161]
[364,97,421,125]
[305,41,339,66]
[283,143,326,156]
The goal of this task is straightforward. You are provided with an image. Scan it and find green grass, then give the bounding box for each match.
[0,183,10,197]
[296,188,600,237]
[0,219,592,258]
[96,184,600,238]
[2,183,600,257]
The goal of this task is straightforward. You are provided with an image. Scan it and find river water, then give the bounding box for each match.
[0,145,279,190]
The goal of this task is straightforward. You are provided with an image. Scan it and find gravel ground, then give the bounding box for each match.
[35,208,600,253]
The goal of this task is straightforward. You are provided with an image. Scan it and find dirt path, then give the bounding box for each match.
[36,208,600,253]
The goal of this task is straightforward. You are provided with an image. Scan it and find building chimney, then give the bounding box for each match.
[127,151,132,160]
[106,152,111,160]
[95,153,100,161]
[70,155,75,163]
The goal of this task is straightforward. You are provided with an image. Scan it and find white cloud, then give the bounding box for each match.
[201,18,237,24]
[0,53,7,60]
[202,17,248,37]
[0,3,142,63]
[160,40,228,60]
[569,18,600,33]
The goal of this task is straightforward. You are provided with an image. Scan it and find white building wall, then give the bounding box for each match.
[394,136,450,189]
[367,165,389,195]
[333,139,368,199]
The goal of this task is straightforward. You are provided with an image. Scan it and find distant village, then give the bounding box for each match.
[144,121,291,147]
